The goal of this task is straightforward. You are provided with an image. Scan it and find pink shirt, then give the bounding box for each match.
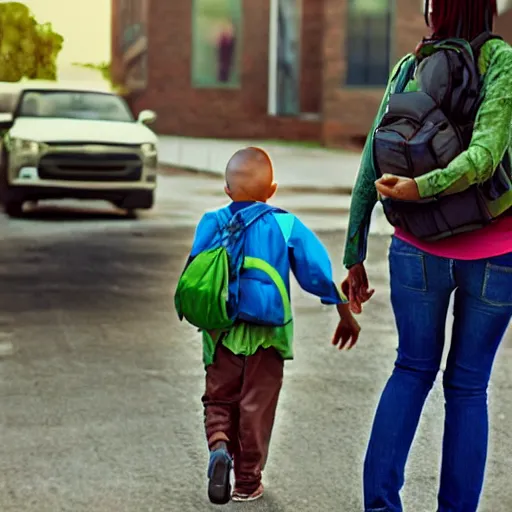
[395,216,512,260]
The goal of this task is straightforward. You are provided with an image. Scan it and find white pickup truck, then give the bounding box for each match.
[0,80,158,217]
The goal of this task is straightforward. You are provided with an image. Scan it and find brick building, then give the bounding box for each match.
[111,0,512,148]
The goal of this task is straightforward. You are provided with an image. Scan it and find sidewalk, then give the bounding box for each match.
[157,136,362,194]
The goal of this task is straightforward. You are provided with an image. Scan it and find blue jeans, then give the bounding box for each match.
[364,237,512,512]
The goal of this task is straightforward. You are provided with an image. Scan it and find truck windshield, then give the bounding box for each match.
[17,90,135,122]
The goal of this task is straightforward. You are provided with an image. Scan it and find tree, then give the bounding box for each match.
[0,2,63,82]
[72,61,127,94]
[72,61,112,83]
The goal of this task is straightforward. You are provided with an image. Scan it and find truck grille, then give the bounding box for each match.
[38,151,142,182]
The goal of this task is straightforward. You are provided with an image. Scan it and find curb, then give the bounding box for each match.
[159,163,223,179]
[158,163,354,196]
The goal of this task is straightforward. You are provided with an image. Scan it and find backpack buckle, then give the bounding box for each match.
[227,220,243,233]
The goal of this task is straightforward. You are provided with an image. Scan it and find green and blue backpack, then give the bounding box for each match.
[174,203,280,331]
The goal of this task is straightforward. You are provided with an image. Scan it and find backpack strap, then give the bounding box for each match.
[214,203,281,231]
[391,54,416,95]
[218,203,282,278]
[237,202,282,229]
[214,206,232,228]
[470,32,502,55]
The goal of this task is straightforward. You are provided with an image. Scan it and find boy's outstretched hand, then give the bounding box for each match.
[332,302,361,350]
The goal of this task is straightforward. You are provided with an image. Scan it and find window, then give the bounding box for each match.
[345,0,393,87]
[119,0,145,53]
[125,53,148,91]
[191,0,243,88]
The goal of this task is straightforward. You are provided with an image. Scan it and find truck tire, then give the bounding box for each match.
[4,199,23,218]
[114,191,154,211]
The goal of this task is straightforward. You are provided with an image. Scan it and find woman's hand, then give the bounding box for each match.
[341,262,375,314]
[375,174,421,201]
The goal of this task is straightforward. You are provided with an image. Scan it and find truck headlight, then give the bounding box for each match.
[11,138,43,154]
[140,143,157,157]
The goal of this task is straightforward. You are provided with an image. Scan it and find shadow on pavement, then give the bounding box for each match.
[15,203,135,222]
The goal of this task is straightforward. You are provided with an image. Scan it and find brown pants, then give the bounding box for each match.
[202,343,284,495]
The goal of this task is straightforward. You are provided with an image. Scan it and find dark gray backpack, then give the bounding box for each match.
[373,33,511,241]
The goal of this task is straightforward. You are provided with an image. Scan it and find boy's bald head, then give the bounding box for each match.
[225,147,277,202]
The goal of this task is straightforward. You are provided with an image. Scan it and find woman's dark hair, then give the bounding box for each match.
[426,0,497,41]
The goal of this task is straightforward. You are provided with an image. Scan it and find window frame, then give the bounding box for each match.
[343,0,395,89]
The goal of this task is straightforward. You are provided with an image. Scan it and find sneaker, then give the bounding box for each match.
[232,483,264,502]
[207,448,233,505]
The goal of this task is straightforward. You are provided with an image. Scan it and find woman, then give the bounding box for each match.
[216,20,237,83]
[342,1,512,511]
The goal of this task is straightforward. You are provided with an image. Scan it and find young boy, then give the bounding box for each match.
[181,147,360,504]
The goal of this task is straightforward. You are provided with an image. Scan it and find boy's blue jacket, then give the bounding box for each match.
[189,201,346,329]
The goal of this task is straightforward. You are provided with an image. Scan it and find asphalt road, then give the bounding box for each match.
[1,172,511,512]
